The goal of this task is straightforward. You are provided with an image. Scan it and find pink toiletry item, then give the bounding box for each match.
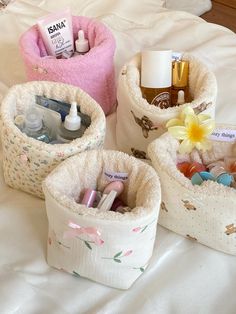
[19,15,116,115]
[81,188,97,208]
[103,181,124,196]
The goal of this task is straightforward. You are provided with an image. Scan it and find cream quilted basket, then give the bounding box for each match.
[1,81,106,198]
[116,52,217,159]
[42,150,161,289]
[148,126,236,255]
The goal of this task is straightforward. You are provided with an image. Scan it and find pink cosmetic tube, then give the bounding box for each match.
[81,189,97,208]
[37,8,74,58]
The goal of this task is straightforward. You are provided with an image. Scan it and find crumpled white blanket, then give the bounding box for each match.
[165,0,212,16]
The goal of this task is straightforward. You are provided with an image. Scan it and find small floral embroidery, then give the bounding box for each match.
[19,153,30,164]
[102,250,133,263]
[56,152,65,158]
[33,65,48,74]
[132,219,156,233]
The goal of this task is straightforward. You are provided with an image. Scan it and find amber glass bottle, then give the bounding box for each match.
[172,59,190,106]
[141,50,172,109]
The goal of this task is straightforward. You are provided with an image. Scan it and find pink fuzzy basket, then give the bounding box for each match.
[19,16,116,115]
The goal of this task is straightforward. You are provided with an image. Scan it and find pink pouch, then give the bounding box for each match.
[19,16,116,115]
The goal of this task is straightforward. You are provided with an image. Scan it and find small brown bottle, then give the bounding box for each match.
[172,58,190,106]
[141,50,172,109]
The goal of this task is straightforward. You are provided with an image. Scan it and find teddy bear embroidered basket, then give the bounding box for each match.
[19,16,116,115]
[1,81,106,199]
[148,125,236,255]
[42,149,161,289]
[116,52,217,159]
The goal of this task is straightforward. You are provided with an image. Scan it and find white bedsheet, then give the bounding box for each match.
[0,1,236,313]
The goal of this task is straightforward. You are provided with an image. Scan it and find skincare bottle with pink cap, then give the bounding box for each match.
[141,50,172,109]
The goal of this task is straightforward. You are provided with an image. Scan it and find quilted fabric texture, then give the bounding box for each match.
[116,52,217,159]
[19,16,116,115]
[148,126,236,255]
[1,81,106,198]
[43,149,161,289]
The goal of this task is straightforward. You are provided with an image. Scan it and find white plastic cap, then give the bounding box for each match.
[25,107,42,131]
[141,50,172,88]
[64,101,81,131]
[172,51,182,61]
[177,90,185,105]
[75,30,89,53]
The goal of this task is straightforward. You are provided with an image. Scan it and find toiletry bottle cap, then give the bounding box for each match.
[177,90,185,105]
[172,60,189,87]
[25,107,43,131]
[172,51,182,61]
[64,101,81,131]
[76,30,89,53]
[141,50,172,88]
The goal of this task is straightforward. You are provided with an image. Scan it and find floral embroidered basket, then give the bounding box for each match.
[148,125,236,255]
[42,149,161,289]
[116,52,217,159]
[19,16,116,115]
[1,81,106,198]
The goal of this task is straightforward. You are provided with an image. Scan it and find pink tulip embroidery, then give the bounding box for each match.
[102,250,133,263]
[64,221,104,250]
[132,219,156,233]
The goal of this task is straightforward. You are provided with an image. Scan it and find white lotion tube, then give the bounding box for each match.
[37,8,74,58]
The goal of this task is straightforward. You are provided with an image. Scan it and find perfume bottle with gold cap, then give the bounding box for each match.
[141,50,172,109]
[171,55,190,106]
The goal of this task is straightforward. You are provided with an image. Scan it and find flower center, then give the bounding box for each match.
[188,123,205,142]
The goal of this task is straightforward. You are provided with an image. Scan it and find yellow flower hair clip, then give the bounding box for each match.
[166,106,215,154]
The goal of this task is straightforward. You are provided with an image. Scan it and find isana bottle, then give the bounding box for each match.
[141,50,172,109]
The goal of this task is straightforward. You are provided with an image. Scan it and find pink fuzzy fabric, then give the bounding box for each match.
[19,16,116,115]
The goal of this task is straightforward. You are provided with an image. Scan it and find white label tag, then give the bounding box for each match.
[209,129,236,142]
[104,171,128,182]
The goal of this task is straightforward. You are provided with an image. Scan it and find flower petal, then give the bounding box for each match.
[195,139,212,151]
[182,106,195,116]
[178,138,195,154]
[201,120,215,135]
[184,113,199,127]
[168,126,187,140]
[166,118,184,128]
[198,114,211,122]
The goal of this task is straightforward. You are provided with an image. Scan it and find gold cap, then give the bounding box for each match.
[172,60,189,87]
